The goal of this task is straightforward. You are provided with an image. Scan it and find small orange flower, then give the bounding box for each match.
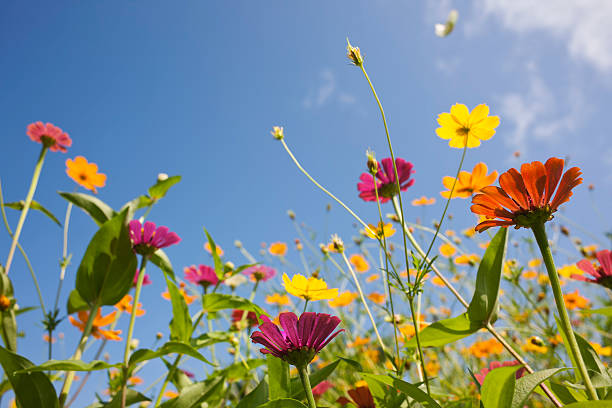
[43,334,56,344]
[430,276,445,287]
[468,338,503,358]
[269,242,288,256]
[347,336,370,348]
[349,254,370,273]
[454,253,479,265]
[362,222,396,239]
[367,292,385,304]
[439,243,456,258]
[328,291,358,307]
[164,390,179,399]
[161,282,197,305]
[265,293,291,306]
[204,242,224,257]
[69,309,121,341]
[441,163,498,199]
[65,156,107,193]
[522,270,538,280]
[563,290,589,310]
[411,196,436,206]
[366,274,380,283]
[471,158,582,232]
[115,295,145,316]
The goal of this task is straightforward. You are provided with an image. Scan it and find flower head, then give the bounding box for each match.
[436,104,499,148]
[471,158,582,232]
[232,310,259,328]
[346,38,364,66]
[271,126,284,140]
[572,250,612,290]
[133,270,152,287]
[269,242,288,256]
[473,361,525,386]
[115,295,145,316]
[250,311,343,366]
[204,242,223,257]
[27,122,72,152]
[128,220,181,255]
[349,254,370,273]
[362,222,396,239]
[338,385,375,408]
[224,273,247,289]
[312,380,333,397]
[69,309,121,341]
[358,157,415,203]
[441,162,497,199]
[161,282,197,305]
[65,156,107,193]
[283,273,338,301]
[184,265,219,288]
[412,196,436,206]
[243,265,277,282]
[266,293,291,306]
[328,291,358,307]
[563,290,589,310]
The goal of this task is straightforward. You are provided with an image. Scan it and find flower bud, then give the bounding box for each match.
[330,234,344,253]
[366,149,379,175]
[346,38,363,66]
[271,126,284,140]
[287,210,296,220]
[0,295,11,311]
[157,173,169,182]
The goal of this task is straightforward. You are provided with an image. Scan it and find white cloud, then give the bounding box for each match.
[303,69,355,109]
[475,0,612,72]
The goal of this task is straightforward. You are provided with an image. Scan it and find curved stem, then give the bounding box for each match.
[4,145,48,275]
[532,222,598,400]
[297,365,317,408]
[54,202,73,312]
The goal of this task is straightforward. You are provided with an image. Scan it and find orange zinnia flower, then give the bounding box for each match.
[65,156,107,193]
[69,309,121,341]
[268,242,288,256]
[471,158,582,232]
[441,162,497,199]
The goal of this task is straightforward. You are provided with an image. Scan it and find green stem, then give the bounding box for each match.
[120,255,149,408]
[408,295,430,394]
[54,202,73,312]
[297,365,317,408]
[531,222,598,400]
[59,303,99,407]
[302,299,309,314]
[4,145,48,275]
[154,355,182,407]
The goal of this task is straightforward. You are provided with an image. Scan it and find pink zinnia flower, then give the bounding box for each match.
[312,380,333,397]
[357,157,415,203]
[128,220,181,255]
[572,250,612,290]
[27,122,72,152]
[232,309,259,327]
[473,360,525,386]
[250,312,343,367]
[133,270,152,287]
[242,265,276,282]
[184,265,219,288]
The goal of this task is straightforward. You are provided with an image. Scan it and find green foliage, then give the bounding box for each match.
[59,191,115,226]
[291,359,341,399]
[0,271,17,351]
[190,331,232,348]
[259,399,308,408]
[3,200,61,226]
[201,293,267,316]
[480,365,522,408]
[362,373,440,407]
[66,289,89,314]
[163,272,192,342]
[267,354,291,400]
[128,341,214,368]
[236,378,269,408]
[203,227,224,279]
[86,389,150,408]
[158,376,224,408]
[511,368,567,408]
[148,175,181,199]
[0,346,58,408]
[150,249,176,281]
[17,359,119,373]
[564,403,612,407]
[406,313,481,347]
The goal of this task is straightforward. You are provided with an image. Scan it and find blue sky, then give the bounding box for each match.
[1,1,611,406]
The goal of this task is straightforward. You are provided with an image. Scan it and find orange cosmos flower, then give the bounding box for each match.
[65,156,107,193]
[362,222,396,239]
[439,243,456,258]
[69,309,121,341]
[411,196,436,206]
[349,254,370,273]
[328,291,358,307]
[471,158,582,232]
[563,290,589,310]
[265,293,291,306]
[468,338,504,358]
[367,292,385,304]
[441,162,497,199]
[268,242,288,256]
[161,282,197,305]
[204,242,224,257]
[365,274,379,283]
[114,295,145,316]
[454,253,479,265]
[347,336,370,348]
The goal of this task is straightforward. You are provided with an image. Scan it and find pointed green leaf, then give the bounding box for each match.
[158,376,224,408]
[511,368,567,408]
[236,378,268,408]
[59,191,115,226]
[75,210,137,306]
[213,359,265,381]
[190,331,232,349]
[581,307,612,317]
[163,273,192,342]
[259,399,308,408]
[291,359,341,399]
[128,341,214,367]
[67,289,89,314]
[406,313,481,348]
[148,175,181,199]
[0,346,59,408]
[151,249,175,281]
[0,272,17,351]
[17,359,119,373]
[361,373,439,407]
[467,227,508,323]
[4,200,61,226]
[268,354,290,400]
[481,365,522,408]
[203,227,224,279]
[564,403,612,407]
[202,293,267,316]
[105,389,150,407]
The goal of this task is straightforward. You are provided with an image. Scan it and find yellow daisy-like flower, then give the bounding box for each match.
[440,162,498,199]
[528,258,542,268]
[366,274,380,283]
[557,264,583,278]
[65,156,107,193]
[454,253,479,265]
[265,293,291,306]
[436,103,500,148]
[347,336,370,348]
[204,242,224,257]
[282,273,338,301]
[522,336,548,354]
[411,196,436,206]
[328,291,358,307]
[269,242,288,256]
[462,227,476,238]
[362,222,396,239]
[367,292,385,304]
[349,254,370,273]
[522,270,538,280]
[590,342,612,357]
[439,243,456,258]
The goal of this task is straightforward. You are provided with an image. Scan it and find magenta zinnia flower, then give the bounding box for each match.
[242,265,276,282]
[184,264,219,288]
[128,220,180,255]
[473,360,525,386]
[250,312,343,367]
[312,380,333,397]
[572,250,612,290]
[27,122,72,153]
[133,270,152,287]
[357,157,415,203]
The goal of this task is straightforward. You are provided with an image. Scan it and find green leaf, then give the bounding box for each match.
[581,307,612,317]
[59,191,115,226]
[259,399,308,408]
[158,376,224,408]
[361,373,439,407]
[511,368,567,408]
[88,389,151,408]
[406,313,481,348]
[67,289,89,314]
[203,227,224,279]
[191,331,232,349]
[18,359,119,373]
[481,365,522,408]
[148,175,181,199]
[14,306,37,316]
[213,359,266,381]
[564,402,612,407]
[201,293,267,317]
[163,273,192,342]
[4,200,61,226]
[467,228,508,323]
[337,356,363,371]
[236,378,268,408]
[150,249,175,281]
[547,382,580,404]
[0,346,59,408]
[0,273,17,351]
[268,354,290,400]
[128,341,214,367]
[163,359,193,392]
[75,209,137,307]
[291,359,341,399]
[120,195,153,214]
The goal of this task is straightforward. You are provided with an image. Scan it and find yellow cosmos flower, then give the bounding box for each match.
[367,292,385,304]
[366,274,380,283]
[411,196,436,206]
[522,336,548,354]
[436,103,500,148]
[204,242,224,257]
[468,338,503,358]
[328,291,358,307]
[265,293,291,306]
[462,228,476,238]
[440,162,498,199]
[65,156,107,193]
[557,264,583,278]
[590,342,612,357]
[528,258,542,268]
[349,254,370,273]
[269,242,288,256]
[439,243,456,258]
[362,222,396,239]
[454,253,479,265]
[522,270,538,280]
[537,274,550,285]
[282,273,338,301]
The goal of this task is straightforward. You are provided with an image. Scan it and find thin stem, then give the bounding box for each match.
[4,145,48,275]
[408,294,430,394]
[340,252,386,353]
[54,202,73,312]
[302,299,309,315]
[298,365,317,408]
[154,355,182,407]
[120,255,149,407]
[59,303,100,407]
[531,222,598,400]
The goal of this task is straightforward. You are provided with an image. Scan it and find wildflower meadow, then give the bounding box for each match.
[1,3,611,408]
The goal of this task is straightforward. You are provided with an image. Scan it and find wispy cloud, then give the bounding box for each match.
[302,69,356,109]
